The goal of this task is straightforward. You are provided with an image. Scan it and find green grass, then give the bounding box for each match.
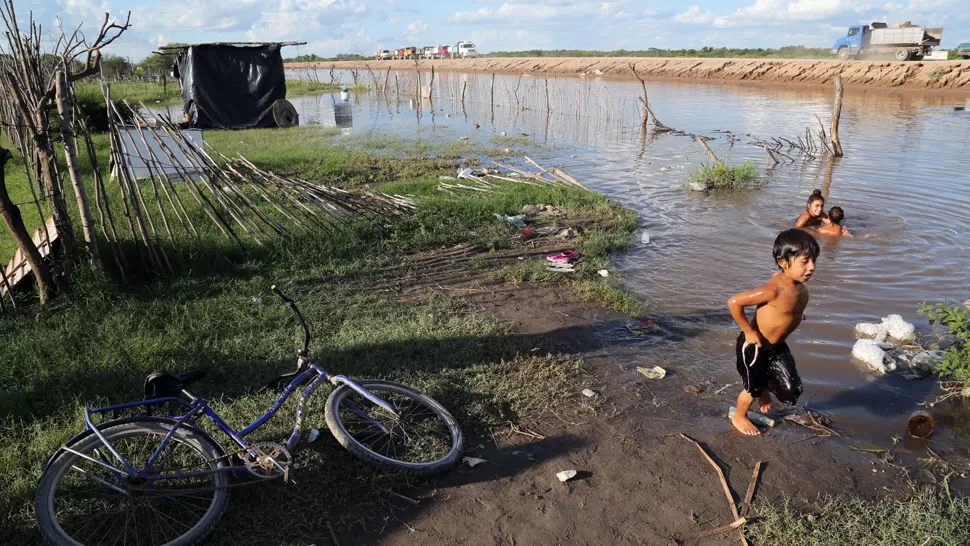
[748,487,970,546]
[76,80,183,106]
[928,67,953,80]
[687,160,760,190]
[0,125,634,543]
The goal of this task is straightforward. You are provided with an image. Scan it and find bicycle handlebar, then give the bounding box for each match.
[271,285,311,356]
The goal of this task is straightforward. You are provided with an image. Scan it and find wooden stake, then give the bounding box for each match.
[54,69,100,266]
[678,433,749,546]
[830,75,844,157]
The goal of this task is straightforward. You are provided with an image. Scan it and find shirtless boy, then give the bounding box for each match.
[726,229,819,436]
[816,206,851,237]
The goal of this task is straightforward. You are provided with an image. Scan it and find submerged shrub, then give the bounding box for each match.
[687,160,760,190]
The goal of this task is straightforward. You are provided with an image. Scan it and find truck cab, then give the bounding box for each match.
[454,41,478,59]
[957,43,970,59]
[422,46,436,59]
[833,25,868,59]
[376,49,391,60]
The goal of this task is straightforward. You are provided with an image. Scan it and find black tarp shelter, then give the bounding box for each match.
[163,42,301,130]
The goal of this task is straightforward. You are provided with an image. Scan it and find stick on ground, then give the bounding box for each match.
[678,517,748,543]
[678,433,749,546]
[740,461,764,517]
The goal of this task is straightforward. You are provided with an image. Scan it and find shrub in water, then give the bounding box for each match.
[919,301,970,380]
[687,160,760,190]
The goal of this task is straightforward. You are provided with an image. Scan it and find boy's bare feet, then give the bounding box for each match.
[731,413,761,436]
[758,391,774,413]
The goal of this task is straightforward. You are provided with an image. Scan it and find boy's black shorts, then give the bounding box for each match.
[735,332,803,405]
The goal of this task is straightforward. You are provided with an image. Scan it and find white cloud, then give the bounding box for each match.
[673,5,714,24]
[403,19,427,42]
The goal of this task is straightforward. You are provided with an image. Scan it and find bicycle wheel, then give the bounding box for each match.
[36,420,229,546]
[325,380,463,474]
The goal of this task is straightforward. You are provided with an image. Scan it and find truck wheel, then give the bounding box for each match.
[837,47,850,60]
[895,48,910,61]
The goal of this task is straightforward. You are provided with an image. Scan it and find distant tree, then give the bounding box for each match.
[101,55,132,80]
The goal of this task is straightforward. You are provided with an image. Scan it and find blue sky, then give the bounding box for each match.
[30,0,969,62]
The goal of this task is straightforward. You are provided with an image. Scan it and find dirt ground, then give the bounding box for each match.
[329,282,956,546]
[289,57,970,92]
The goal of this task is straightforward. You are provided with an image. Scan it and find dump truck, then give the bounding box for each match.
[453,41,478,59]
[957,42,970,59]
[833,21,943,61]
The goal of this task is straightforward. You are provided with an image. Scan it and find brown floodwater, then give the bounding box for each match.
[281,69,970,448]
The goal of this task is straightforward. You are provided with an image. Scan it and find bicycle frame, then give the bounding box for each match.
[65,357,400,483]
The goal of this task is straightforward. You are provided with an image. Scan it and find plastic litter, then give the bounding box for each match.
[852,339,895,373]
[457,167,474,179]
[458,136,470,141]
[854,322,888,342]
[911,351,941,371]
[907,410,935,439]
[597,269,609,278]
[546,263,576,273]
[581,388,598,398]
[881,314,916,342]
[640,231,650,244]
[252,296,263,304]
[689,182,708,192]
[546,250,580,263]
[463,457,488,468]
[493,213,527,228]
[307,428,320,443]
[728,407,775,427]
[637,365,666,379]
[554,228,576,239]
[556,470,578,482]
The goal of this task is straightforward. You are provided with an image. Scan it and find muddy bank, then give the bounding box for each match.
[337,284,959,545]
[288,57,970,91]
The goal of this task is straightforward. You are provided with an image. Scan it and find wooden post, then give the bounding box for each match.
[490,73,495,123]
[460,80,466,107]
[55,69,100,266]
[0,147,54,305]
[830,75,844,157]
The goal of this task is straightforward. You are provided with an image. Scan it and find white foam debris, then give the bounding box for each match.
[854,322,888,341]
[852,339,896,373]
[881,314,916,342]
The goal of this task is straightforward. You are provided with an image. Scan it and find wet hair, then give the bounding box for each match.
[807,189,824,207]
[829,206,844,225]
[773,229,820,269]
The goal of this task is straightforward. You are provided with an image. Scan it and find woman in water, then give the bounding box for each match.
[795,189,830,228]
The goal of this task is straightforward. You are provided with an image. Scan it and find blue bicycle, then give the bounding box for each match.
[34,286,464,546]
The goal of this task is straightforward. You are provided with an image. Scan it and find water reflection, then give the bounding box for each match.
[271,69,970,444]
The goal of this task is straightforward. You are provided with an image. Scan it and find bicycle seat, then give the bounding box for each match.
[144,370,206,399]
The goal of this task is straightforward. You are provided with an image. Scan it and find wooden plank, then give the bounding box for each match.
[2,217,58,295]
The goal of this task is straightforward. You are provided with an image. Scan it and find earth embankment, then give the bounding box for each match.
[287,57,970,91]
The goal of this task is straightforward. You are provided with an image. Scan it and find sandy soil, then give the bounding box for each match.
[329,281,961,546]
[288,57,970,91]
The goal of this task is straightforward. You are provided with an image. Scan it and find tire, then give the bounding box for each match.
[36,421,229,546]
[272,99,299,128]
[325,380,463,474]
[837,47,850,60]
[895,48,911,61]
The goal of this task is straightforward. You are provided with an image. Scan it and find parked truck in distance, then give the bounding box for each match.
[957,43,970,59]
[833,21,943,61]
[453,41,478,58]
[377,41,477,60]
